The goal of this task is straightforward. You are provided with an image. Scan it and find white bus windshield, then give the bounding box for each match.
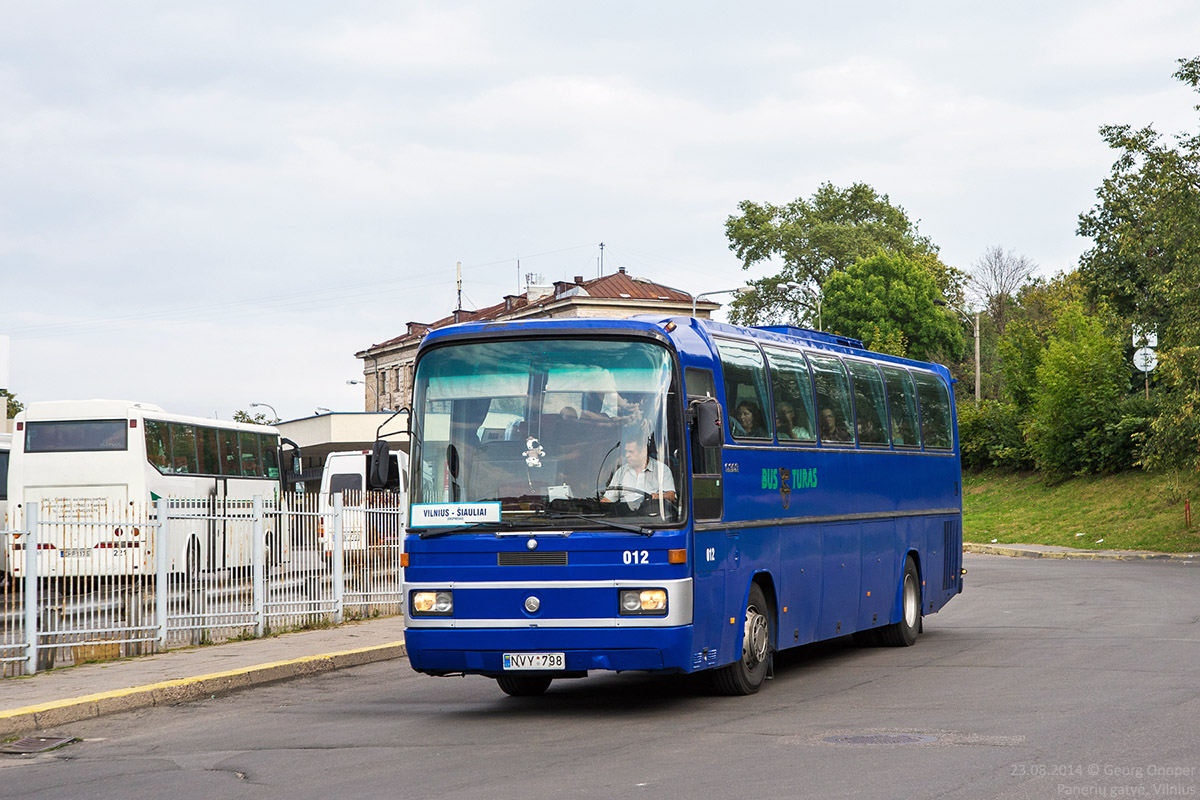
[411,338,683,528]
[25,420,128,453]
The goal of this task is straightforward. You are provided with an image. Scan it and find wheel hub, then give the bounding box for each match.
[743,605,769,668]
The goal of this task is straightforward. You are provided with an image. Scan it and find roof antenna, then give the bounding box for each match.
[598,242,604,277]
[456,261,462,311]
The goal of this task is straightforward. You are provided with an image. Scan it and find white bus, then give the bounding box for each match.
[6,400,283,578]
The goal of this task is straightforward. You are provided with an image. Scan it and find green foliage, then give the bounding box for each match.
[997,319,1043,412]
[1024,306,1131,479]
[957,400,1032,472]
[723,182,963,326]
[821,251,965,362]
[233,409,275,425]
[1076,56,1200,471]
[3,392,21,419]
[1138,346,1200,470]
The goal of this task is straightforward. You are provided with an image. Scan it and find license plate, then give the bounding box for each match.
[61,548,91,558]
[503,652,565,671]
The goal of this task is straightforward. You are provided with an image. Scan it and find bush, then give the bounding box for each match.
[958,400,1032,472]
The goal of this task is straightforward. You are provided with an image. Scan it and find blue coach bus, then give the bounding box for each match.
[400,315,964,696]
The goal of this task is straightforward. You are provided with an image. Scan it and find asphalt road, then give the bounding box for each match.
[3,554,1198,800]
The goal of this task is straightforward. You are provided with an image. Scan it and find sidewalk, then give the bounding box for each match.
[965,541,1198,561]
[0,616,407,738]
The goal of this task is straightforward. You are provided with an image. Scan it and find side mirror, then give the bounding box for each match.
[368,440,391,490]
[692,398,723,449]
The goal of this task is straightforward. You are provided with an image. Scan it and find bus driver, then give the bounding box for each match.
[601,433,676,509]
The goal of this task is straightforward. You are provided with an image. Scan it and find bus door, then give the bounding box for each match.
[686,367,729,668]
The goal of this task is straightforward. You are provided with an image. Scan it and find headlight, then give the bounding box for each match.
[619,588,668,615]
[411,590,453,616]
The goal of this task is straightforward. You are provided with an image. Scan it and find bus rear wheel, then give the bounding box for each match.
[879,556,921,647]
[496,675,553,697]
[711,582,773,696]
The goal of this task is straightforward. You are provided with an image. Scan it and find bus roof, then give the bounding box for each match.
[16,400,280,435]
[418,315,954,383]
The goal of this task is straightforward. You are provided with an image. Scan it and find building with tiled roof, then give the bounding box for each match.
[353,268,718,412]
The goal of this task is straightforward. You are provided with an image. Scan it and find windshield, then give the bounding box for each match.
[410,337,684,529]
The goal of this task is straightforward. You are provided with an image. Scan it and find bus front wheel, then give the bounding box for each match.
[711,582,773,696]
[879,556,921,647]
[496,675,553,697]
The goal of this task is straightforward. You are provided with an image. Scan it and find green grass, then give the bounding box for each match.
[963,469,1200,553]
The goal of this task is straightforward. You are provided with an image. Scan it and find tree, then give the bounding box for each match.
[1024,305,1129,479]
[3,392,21,419]
[1077,55,1200,469]
[967,245,1036,337]
[233,409,275,425]
[821,251,965,361]
[723,182,962,325]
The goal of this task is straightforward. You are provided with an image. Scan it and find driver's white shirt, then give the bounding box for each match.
[604,458,676,505]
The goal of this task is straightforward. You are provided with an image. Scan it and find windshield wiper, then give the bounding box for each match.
[415,519,523,539]
[545,513,654,536]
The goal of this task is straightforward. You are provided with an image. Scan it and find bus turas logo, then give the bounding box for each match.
[762,468,817,508]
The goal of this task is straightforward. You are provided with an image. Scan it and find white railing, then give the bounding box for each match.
[0,492,404,676]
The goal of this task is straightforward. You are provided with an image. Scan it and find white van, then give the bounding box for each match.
[317,449,406,562]
[1,432,10,577]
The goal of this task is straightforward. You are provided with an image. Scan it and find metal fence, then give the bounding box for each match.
[0,491,405,677]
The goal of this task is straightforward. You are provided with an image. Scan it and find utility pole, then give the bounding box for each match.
[598,242,604,277]
[456,261,462,311]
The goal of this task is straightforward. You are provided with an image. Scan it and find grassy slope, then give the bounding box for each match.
[963,470,1200,553]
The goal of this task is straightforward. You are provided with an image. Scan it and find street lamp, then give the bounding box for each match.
[935,300,981,403]
[774,282,823,330]
[692,285,756,316]
[249,402,278,421]
[314,407,331,415]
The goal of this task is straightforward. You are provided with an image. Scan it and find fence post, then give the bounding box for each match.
[23,504,39,676]
[155,497,169,651]
[332,494,344,625]
[252,495,265,638]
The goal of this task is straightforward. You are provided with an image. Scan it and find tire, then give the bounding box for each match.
[879,556,921,647]
[496,675,553,697]
[711,582,774,695]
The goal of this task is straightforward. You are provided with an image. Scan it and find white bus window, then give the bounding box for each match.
[199,427,221,475]
[170,423,198,474]
[26,420,128,453]
[219,429,241,476]
[239,430,262,476]
[145,419,170,471]
[260,434,280,479]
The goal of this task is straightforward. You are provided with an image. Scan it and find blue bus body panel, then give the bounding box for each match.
[405,315,963,678]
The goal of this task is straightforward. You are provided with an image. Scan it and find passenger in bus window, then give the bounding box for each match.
[733,401,767,438]
[776,402,811,440]
[601,433,676,508]
[820,407,850,443]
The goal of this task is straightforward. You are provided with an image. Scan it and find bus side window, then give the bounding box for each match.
[912,372,954,450]
[240,431,263,476]
[685,366,723,521]
[261,435,280,479]
[145,419,170,472]
[880,365,921,448]
[169,423,198,474]
[199,426,222,475]
[764,346,816,442]
[219,429,242,476]
[715,339,773,440]
[846,360,890,447]
[807,353,855,444]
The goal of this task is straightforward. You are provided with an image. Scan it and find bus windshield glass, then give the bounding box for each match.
[25,420,128,453]
[410,338,683,528]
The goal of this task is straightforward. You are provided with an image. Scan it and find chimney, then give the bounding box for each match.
[574,275,584,285]
[504,295,520,312]
[452,309,471,323]
[618,266,626,274]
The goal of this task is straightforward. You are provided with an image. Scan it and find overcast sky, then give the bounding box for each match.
[2,1,1198,421]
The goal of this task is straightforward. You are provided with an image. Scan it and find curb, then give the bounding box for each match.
[964,543,1197,561]
[0,641,407,738]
